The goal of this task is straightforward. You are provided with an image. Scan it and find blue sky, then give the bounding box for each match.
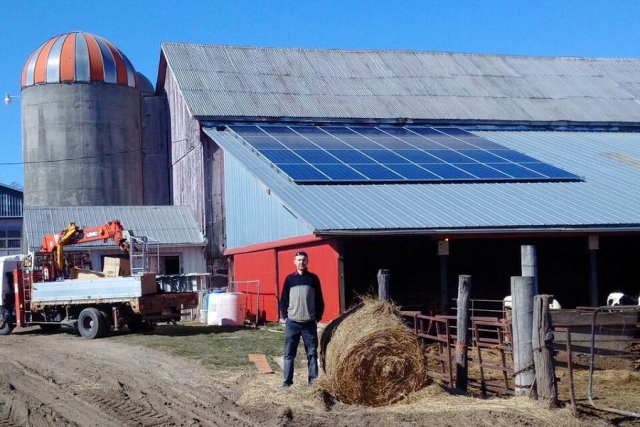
[2,0,640,187]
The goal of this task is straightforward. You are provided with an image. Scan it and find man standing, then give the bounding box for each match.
[280,251,324,388]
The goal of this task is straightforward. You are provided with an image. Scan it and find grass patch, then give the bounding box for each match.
[108,322,285,371]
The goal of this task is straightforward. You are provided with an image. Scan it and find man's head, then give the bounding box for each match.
[293,251,309,273]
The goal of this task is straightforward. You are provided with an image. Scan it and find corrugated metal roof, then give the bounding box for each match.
[23,205,205,252]
[162,43,640,124]
[205,127,640,234]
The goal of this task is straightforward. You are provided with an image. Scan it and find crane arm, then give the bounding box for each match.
[39,219,131,277]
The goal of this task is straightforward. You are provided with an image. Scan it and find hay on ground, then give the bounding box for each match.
[317,297,426,406]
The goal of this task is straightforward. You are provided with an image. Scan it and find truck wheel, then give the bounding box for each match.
[78,308,104,339]
[0,320,13,336]
[0,309,13,336]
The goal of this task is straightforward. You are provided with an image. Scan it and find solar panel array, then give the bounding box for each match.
[228,125,581,183]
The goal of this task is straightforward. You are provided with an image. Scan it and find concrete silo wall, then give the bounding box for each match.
[21,84,144,207]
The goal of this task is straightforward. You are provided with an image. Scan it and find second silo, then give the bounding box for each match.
[20,31,144,207]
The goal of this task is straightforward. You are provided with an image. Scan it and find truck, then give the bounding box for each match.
[0,220,198,339]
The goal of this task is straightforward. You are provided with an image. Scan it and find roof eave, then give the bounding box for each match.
[315,225,640,238]
[199,117,640,131]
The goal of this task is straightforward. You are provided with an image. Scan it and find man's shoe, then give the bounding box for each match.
[281,383,291,389]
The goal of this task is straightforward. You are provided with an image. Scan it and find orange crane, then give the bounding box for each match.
[39,219,131,278]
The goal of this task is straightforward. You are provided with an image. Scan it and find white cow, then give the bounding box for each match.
[606,292,639,306]
[503,295,562,310]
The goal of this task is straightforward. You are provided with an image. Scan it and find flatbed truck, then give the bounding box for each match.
[0,221,198,338]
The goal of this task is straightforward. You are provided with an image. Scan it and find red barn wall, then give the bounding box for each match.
[231,238,341,323]
[233,248,277,323]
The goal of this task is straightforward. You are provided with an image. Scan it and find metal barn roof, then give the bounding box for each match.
[162,43,640,125]
[23,205,205,252]
[205,127,640,235]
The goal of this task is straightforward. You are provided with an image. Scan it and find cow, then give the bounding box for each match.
[606,292,639,306]
[503,295,562,310]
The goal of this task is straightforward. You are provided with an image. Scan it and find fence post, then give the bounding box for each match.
[455,275,471,391]
[511,276,536,398]
[377,269,390,302]
[533,294,558,407]
[521,245,538,295]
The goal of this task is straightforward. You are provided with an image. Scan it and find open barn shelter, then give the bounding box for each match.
[156,45,640,322]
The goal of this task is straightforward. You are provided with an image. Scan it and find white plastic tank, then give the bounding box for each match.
[206,291,223,326]
[219,292,244,326]
[207,292,244,326]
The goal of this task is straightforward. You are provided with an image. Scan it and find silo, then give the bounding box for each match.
[20,31,144,207]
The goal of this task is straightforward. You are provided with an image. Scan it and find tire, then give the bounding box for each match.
[78,308,104,339]
[99,311,112,337]
[0,309,13,336]
[0,320,12,336]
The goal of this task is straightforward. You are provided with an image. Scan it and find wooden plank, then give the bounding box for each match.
[248,354,274,374]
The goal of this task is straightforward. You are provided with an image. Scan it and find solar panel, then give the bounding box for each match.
[228,125,581,184]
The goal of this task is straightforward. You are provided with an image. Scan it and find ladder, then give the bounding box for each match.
[19,267,33,326]
[128,235,160,275]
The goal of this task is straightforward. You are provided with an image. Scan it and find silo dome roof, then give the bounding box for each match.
[21,31,138,89]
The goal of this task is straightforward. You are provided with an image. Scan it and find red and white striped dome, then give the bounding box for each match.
[21,31,138,89]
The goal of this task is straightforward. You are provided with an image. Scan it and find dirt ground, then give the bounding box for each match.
[0,328,637,427]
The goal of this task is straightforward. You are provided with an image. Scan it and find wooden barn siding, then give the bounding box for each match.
[141,96,171,205]
[165,70,205,232]
[206,140,226,261]
[163,246,207,274]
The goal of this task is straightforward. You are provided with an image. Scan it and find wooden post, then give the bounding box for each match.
[521,245,538,295]
[438,240,449,313]
[455,275,471,391]
[511,276,536,398]
[377,269,390,302]
[588,236,599,307]
[532,295,558,407]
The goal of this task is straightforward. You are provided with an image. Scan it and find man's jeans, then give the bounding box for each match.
[283,319,319,386]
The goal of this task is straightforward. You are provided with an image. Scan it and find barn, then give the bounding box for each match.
[22,206,208,276]
[0,183,23,257]
[154,45,640,323]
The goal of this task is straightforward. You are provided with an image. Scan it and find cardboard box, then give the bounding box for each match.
[69,267,105,280]
[140,273,158,295]
[102,257,131,277]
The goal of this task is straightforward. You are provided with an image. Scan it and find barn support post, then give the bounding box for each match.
[377,269,390,302]
[511,276,537,398]
[455,274,471,392]
[588,236,599,307]
[521,245,538,295]
[532,294,558,407]
[438,240,449,313]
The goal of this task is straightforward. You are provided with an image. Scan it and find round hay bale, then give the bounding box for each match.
[318,297,426,406]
